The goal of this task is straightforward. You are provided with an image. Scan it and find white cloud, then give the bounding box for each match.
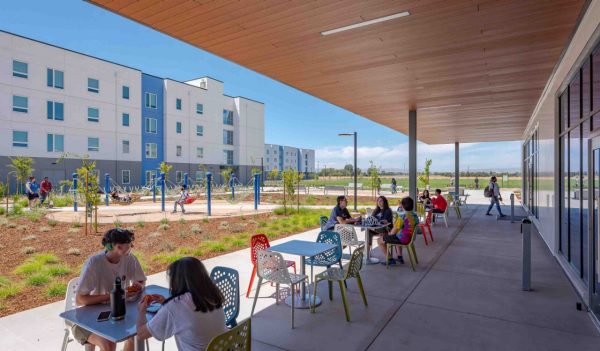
[315,141,520,172]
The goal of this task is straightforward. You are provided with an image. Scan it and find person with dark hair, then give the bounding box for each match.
[136,257,226,350]
[486,176,506,217]
[430,189,447,222]
[173,186,189,214]
[418,189,432,211]
[73,228,146,351]
[377,197,419,265]
[40,176,52,206]
[324,195,361,230]
[25,176,40,208]
[391,178,397,194]
[371,196,393,229]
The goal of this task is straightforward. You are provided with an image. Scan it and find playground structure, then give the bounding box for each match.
[41,172,266,224]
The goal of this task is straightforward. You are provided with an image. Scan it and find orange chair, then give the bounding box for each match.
[185,197,197,204]
[418,210,434,245]
[246,234,296,298]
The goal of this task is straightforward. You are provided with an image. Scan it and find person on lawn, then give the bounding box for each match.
[377,196,419,265]
[136,257,227,351]
[74,228,146,351]
[325,195,361,230]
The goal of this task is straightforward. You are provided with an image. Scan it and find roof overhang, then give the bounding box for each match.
[87,0,586,144]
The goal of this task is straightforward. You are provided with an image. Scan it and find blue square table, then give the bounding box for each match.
[269,240,336,309]
[59,284,169,351]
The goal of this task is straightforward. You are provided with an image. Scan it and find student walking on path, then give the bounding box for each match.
[40,176,52,206]
[485,176,506,217]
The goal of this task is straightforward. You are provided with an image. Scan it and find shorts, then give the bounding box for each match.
[383,234,410,245]
[27,193,39,200]
[69,322,92,345]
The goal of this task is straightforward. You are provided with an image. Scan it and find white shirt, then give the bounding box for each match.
[147,292,226,351]
[77,251,146,296]
[488,182,500,197]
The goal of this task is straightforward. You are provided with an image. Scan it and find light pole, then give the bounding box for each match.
[339,132,357,211]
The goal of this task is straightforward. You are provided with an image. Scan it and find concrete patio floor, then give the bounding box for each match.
[1,203,598,350]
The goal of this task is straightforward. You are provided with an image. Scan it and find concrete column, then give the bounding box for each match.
[409,110,417,200]
[455,142,460,195]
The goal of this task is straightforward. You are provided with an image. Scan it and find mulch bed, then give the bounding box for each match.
[0,211,319,318]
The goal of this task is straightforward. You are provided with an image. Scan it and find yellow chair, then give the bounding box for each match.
[206,318,251,351]
[385,227,420,271]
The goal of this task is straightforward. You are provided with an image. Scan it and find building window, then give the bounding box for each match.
[223,109,234,125]
[176,98,182,110]
[223,130,234,145]
[47,134,64,152]
[12,95,28,113]
[12,60,28,78]
[176,145,182,157]
[88,78,99,93]
[176,171,183,183]
[145,118,157,133]
[223,150,234,165]
[122,170,130,185]
[145,143,157,158]
[47,101,64,121]
[196,125,204,136]
[122,113,130,127]
[12,131,28,148]
[176,122,182,134]
[196,103,203,114]
[266,150,269,154]
[196,147,204,158]
[47,69,64,89]
[145,171,155,186]
[88,107,99,122]
[122,86,129,100]
[87,137,99,152]
[145,92,157,109]
[195,171,204,183]
[122,140,130,154]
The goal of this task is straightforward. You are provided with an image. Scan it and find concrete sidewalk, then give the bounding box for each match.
[1,204,598,350]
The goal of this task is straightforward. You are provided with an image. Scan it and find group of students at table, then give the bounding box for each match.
[325,190,447,265]
[70,228,226,351]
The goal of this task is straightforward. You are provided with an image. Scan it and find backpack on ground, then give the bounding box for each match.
[484,185,493,198]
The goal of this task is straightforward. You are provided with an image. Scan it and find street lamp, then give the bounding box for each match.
[338,132,357,211]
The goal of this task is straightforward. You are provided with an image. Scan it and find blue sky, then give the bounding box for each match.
[1,1,520,172]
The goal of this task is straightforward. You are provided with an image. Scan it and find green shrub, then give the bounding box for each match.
[257,221,267,228]
[0,276,10,287]
[204,241,227,252]
[47,219,59,227]
[151,253,183,265]
[52,196,73,207]
[18,198,29,207]
[0,285,21,299]
[158,223,170,231]
[113,219,123,228]
[178,247,192,255]
[26,273,50,286]
[160,217,169,225]
[178,217,187,225]
[202,218,209,223]
[71,220,82,228]
[34,253,60,264]
[45,282,67,297]
[24,209,45,222]
[192,247,204,256]
[136,218,145,228]
[47,265,71,277]
[0,207,5,215]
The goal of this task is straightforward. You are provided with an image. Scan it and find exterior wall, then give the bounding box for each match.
[523,1,600,302]
[141,74,165,184]
[299,148,315,174]
[264,143,316,175]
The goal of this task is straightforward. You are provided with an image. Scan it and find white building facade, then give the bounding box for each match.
[264,143,315,176]
[0,31,264,188]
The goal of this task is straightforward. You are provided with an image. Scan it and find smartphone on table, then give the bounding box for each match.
[97,310,111,322]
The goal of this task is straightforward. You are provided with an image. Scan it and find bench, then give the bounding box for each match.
[348,183,363,189]
[325,186,348,196]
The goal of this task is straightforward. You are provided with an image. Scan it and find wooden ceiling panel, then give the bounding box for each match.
[88,0,586,144]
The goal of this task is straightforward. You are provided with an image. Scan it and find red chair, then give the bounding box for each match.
[418,211,434,245]
[245,234,296,298]
[185,197,197,205]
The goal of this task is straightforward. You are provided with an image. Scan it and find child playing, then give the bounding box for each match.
[173,186,189,214]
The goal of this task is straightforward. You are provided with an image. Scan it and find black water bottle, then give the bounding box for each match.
[110,276,126,320]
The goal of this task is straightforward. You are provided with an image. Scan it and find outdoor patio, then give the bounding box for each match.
[1,202,598,350]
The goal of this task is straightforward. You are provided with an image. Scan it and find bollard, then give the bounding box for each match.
[257,173,261,205]
[152,174,156,203]
[521,218,532,291]
[160,172,165,212]
[105,173,110,206]
[206,172,212,216]
[253,173,259,210]
[230,173,236,200]
[184,172,188,190]
[510,193,515,223]
[72,173,78,212]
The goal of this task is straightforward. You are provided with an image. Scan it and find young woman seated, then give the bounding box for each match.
[324,195,361,230]
[136,257,227,350]
[371,196,393,230]
[418,189,432,210]
[377,197,419,265]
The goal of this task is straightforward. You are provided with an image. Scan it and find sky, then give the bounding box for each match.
[0,0,521,172]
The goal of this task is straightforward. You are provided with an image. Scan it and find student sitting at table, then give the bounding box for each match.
[74,228,146,351]
[324,195,361,230]
[136,257,226,350]
[418,189,432,210]
[371,196,393,230]
[431,188,448,222]
[377,197,419,265]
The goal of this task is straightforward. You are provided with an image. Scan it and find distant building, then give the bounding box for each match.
[264,144,315,176]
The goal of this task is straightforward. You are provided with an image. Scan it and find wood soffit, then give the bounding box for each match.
[88,0,587,144]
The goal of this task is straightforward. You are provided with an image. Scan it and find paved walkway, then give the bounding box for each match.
[1,204,598,350]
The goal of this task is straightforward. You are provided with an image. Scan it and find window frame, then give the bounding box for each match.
[47,101,64,121]
[47,68,64,89]
[196,125,204,136]
[122,113,130,127]
[12,95,28,113]
[176,98,182,110]
[87,137,100,152]
[176,122,182,134]
[176,145,182,157]
[12,60,28,78]
[145,92,157,109]
[87,78,100,93]
[122,140,130,154]
[145,143,158,158]
[196,103,203,114]
[12,131,28,148]
[122,170,131,185]
[145,118,157,134]
[223,109,234,125]
[47,133,64,153]
[196,147,204,158]
[87,107,100,123]
[122,86,130,100]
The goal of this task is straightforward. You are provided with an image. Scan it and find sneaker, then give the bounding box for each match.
[172,211,177,214]
[485,213,492,216]
[499,214,506,218]
[396,256,405,264]
[381,258,396,265]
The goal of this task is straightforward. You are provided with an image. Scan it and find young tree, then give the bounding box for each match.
[221,167,234,189]
[159,162,173,182]
[268,168,280,181]
[418,158,433,188]
[367,161,381,198]
[76,156,101,233]
[8,156,34,194]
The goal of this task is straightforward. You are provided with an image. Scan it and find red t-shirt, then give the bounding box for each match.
[40,180,52,194]
[431,195,447,212]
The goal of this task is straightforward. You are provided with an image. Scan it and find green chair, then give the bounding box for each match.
[206,318,251,351]
[385,227,420,271]
[446,194,462,219]
[319,215,328,231]
[311,245,367,322]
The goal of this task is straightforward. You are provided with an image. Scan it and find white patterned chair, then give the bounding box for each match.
[250,250,308,328]
[61,278,94,351]
[334,224,365,256]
